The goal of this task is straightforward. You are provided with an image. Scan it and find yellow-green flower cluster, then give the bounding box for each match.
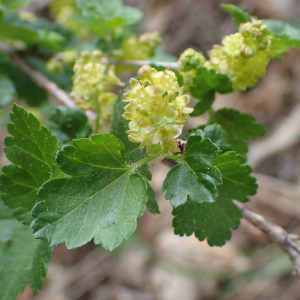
[112,32,161,61]
[122,65,193,153]
[178,48,207,89]
[71,50,124,111]
[46,49,79,73]
[206,19,273,90]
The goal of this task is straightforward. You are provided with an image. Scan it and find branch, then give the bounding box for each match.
[234,201,300,279]
[0,44,74,107]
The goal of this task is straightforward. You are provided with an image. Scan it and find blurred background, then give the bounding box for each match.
[4,0,300,299]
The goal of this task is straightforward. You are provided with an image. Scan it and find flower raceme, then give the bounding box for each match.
[122,65,193,153]
[71,50,124,112]
[177,19,274,91]
[207,18,274,90]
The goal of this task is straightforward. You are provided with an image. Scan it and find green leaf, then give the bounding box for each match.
[46,106,92,144]
[215,108,266,154]
[0,75,15,108]
[190,67,233,104]
[76,0,123,19]
[221,4,251,27]
[264,19,300,48]
[190,97,214,117]
[0,104,59,224]
[213,151,257,202]
[110,91,151,181]
[32,134,149,250]
[0,199,19,243]
[162,135,222,207]
[0,13,65,50]
[188,124,231,152]
[146,181,160,214]
[0,52,48,107]
[76,0,143,29]
[0,225,52,300]
[172,187,242,246]
[0,0,34,11]
[26,57,73,91]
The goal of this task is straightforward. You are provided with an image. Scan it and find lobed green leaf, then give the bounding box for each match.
[214,108,266,154]
[213,151,257,202]
[162,135,222,207]
[190,67,233,116]
[32,134,149,250]
[172,187,242,246]
[46,106,92,144]
[0,104,59,223]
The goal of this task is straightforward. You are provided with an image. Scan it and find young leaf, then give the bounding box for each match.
[32,134,149,251]
[0,225,52,300]
[213,151,257,202]
[46,106,92,144]
[190,67,233,115]
[0,104,59,224]
[221,4,251,27]
[172,187,242,246]
[0,75,15,108]
[162,135,222,207]
[263,19,300,49]
[214,108,266,154]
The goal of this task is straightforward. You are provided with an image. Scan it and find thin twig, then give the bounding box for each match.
[234,201,300,279]
[0,44,74,107]
[100,57,179,69]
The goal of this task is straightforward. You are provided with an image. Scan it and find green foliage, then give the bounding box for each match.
[26,57,73,91]
[190,67,232,116]
[221,4,251,27]
[162,135,222,207]
[263,19,300,48]
[172,187,242,246]
[0,12,65,50]
[0,0,34,11]
[76,0,143,30]
[0,75,15,108]
[0,104,59,224]
[188,124,231,152]
[32,134,150,250]
[214,108,266,154]
[0,200,52,300]
[0,53,48,107]
[213,151,257,202]
[110,92,158,213]
[46,106,92,143]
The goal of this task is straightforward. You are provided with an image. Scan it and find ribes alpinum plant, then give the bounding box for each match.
[0,1,300,299]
